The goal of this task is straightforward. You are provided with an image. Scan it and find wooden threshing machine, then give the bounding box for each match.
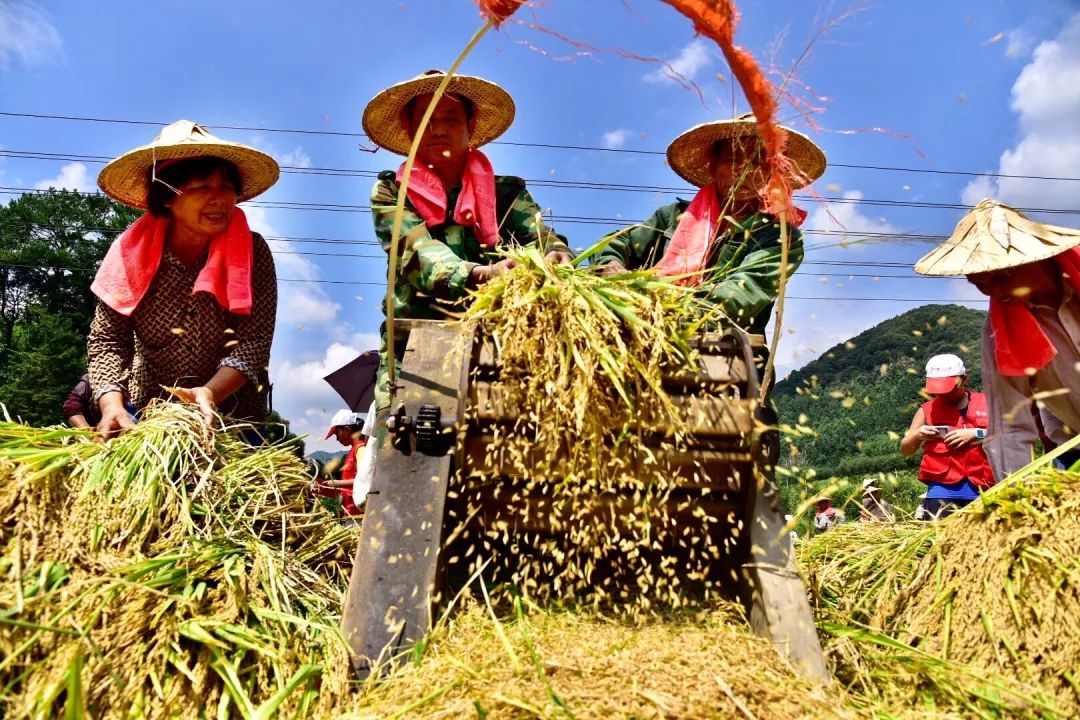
[342,319,827,681]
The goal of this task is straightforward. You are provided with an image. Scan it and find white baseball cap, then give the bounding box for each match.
[925,354,966,394]
[325,409,366,439]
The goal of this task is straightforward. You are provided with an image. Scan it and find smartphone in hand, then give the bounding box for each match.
[931,425,951,436]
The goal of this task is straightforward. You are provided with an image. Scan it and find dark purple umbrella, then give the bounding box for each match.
[324,350,380,412]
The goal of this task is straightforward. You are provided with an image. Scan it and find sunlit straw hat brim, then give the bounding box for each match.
[914,199,1080,276]
[362,70,515,156]
[97,120,280,211]
[667,115,827,189]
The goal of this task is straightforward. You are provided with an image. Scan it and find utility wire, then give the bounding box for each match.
[0,261,988,302]
[5,152,1080,217]
[4,186,1080,219]
[3,110,1080,182]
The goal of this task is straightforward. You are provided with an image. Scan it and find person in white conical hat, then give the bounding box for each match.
[88,120,280,440]
[915,199,1080,479]
[859,478,894,522]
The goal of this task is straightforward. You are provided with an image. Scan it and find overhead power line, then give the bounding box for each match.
[3,110,1080,183]
[0,260,988,303]
[4,186,1080,221]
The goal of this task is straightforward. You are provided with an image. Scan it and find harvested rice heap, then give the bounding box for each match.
[344,598,848,720]
[801,464,1080,718]
[0,404,355,719]
[448,246,752,611]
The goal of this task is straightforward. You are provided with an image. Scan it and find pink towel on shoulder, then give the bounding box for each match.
[91,208,254,316]
[654,186,807,287]
[397,149,499,248]
[653,186,722,286]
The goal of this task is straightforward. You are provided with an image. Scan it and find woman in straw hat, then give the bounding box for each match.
[89,120,280,439]
[595,113,825,336]
[363,69,572,410]
[914,199,1080,479]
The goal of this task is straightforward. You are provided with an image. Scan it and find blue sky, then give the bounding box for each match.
[2,0,1079,450]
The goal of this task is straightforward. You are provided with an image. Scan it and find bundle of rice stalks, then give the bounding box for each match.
[0,403,356,719]
[798,467,1080,718]
[451,245,749,611]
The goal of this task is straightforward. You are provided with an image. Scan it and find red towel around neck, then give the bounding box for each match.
[654,186,721,286]
[654,186,807,286]
[397,149,499,248]
[91,208,254,316]
[989,248,1080,376]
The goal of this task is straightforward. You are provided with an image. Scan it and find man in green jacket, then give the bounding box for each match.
[362,69,572,410]
[595,114,825,336]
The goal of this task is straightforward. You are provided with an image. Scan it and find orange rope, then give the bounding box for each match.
[659,0,796,216]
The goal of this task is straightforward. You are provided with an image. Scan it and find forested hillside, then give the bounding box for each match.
[775,304,988,477]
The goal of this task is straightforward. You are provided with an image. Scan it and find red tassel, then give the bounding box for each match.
[475,0,525,26]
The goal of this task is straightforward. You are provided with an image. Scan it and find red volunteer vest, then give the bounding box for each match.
[339,438,366,517]
[919,392,994,489]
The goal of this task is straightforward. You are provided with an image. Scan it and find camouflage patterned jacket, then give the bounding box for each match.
[594,200,804,335]
[371,171,569,320]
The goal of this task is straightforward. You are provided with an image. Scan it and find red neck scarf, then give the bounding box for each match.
[654,186,806,286]
[397,149,499,248]
[91,208,254,316]
[989,248,1080,376]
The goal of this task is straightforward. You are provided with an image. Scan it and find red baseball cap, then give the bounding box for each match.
[924,354,965,394]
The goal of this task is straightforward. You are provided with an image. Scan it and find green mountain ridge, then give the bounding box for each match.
[774,303,988,478]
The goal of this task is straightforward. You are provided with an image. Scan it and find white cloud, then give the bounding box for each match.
[802,190,904,247]
[643,39,713,85]
[960,13,1080,225]
[0,0,62,70]
[601,129,632,150]
[278,146,312,169]
[241,203,344,330]
[769,190,924,375]
[33,162,95,192]
[247,135,312,169]
[272,341,380,453]
[1005,28,1034,59]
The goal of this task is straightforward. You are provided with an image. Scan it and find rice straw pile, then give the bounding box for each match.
[800,466,1080,718]
[345,597,850,720]
[0,403,355,718]
[451,245,736,611]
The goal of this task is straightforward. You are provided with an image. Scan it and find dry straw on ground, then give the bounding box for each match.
[801,465,1080,718]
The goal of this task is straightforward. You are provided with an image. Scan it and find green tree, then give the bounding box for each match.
[0,189,141,424]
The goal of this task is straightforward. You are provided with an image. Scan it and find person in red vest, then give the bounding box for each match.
[314,410,367,522]
[900,353,994,519]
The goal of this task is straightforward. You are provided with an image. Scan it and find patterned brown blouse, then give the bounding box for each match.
[88,232,277,420]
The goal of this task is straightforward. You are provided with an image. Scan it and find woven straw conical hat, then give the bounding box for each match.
[914,199,1080,276]
[666,113,826,189]
[362,69,515,156]
[97,120,280,211]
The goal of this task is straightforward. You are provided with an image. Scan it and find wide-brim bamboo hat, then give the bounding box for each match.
[667,113,827,189]
[362,69,516,156]
[914,199,1080,276]
[97,120,280,211]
